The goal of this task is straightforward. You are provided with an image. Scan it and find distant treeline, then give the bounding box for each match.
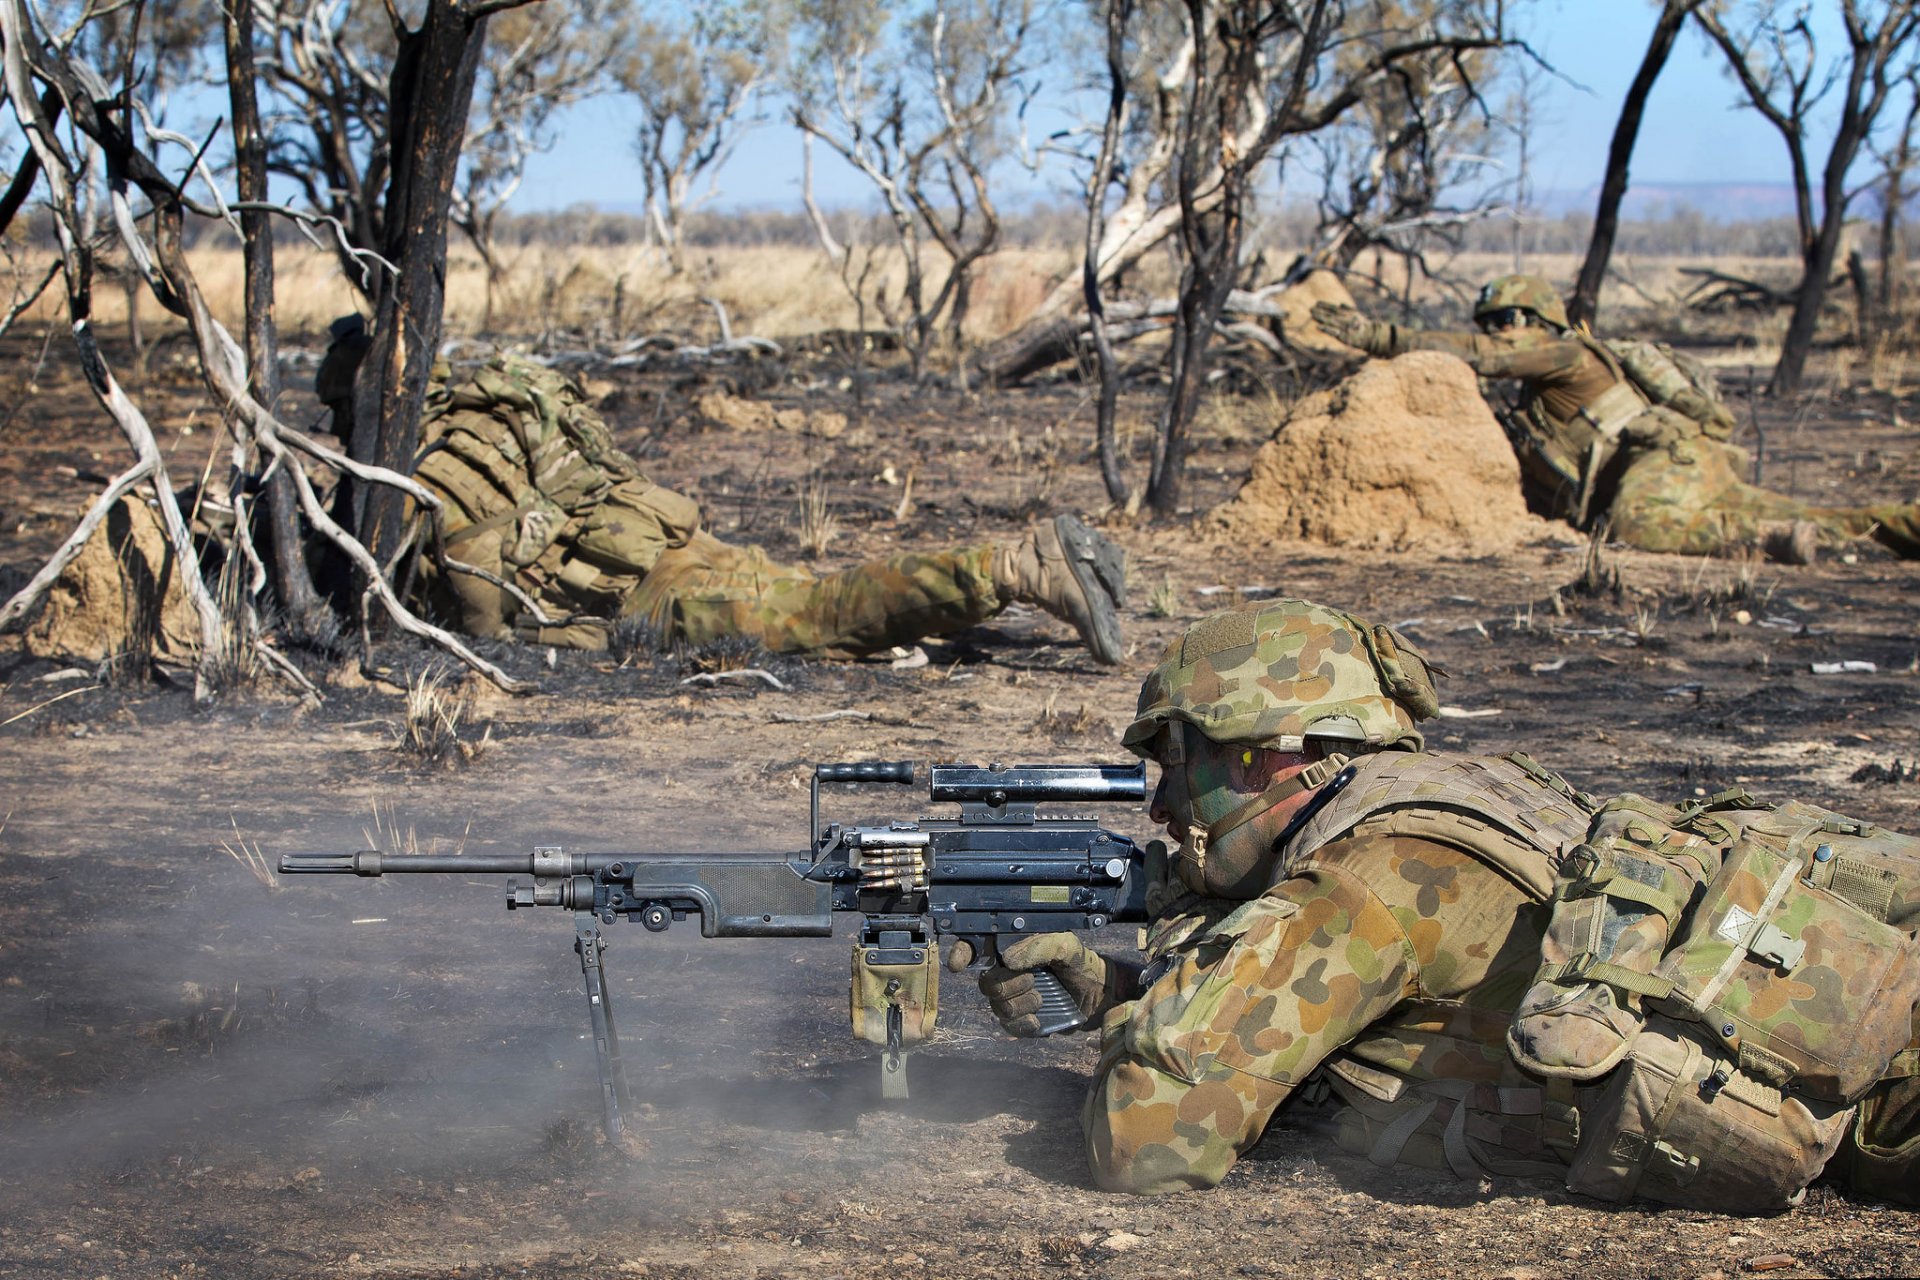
[483,201,1833,261]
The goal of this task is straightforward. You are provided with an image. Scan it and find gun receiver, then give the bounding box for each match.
[281,760,1152,1137]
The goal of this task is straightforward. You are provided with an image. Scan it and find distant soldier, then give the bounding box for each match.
[970,599,1920,1211]
[1311,277,1920,563]
[316,327,1125,662]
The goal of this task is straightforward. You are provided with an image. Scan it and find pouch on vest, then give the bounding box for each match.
[572,479,703,575]
[1512,794,1920,1105]
[1509,794,1717,1081]
[1838,1068,1920,1205]
[1563,1018,1854,1213]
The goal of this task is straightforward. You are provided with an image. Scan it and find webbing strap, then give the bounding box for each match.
[1534,957,1677,1001]
[441,503,532,549]
[1367,1097,1439,1170]
[1583,871,1684,924]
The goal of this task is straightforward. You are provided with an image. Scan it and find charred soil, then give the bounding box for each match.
[1,332,1918,1279]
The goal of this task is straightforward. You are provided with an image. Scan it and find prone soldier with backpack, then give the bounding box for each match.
[971,599,1920,1210]
[1311,277,1920,563]
[316,319,1127,663]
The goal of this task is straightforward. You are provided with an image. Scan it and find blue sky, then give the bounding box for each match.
[512,1,1884,215]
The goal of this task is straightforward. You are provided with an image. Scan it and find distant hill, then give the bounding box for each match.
[1535,182,1799,221]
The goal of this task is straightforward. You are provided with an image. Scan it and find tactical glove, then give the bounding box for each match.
[1309,301,1381,351]
[948,934,1135,1037]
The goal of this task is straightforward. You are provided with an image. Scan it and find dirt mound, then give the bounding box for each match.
[1275,269,1359,353]
[24,494,200,664]
[696,391,847,439]
[1210,351,1547,555]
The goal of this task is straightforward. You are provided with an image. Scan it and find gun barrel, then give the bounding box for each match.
[278,850,584,876]
[927,762,1147,804]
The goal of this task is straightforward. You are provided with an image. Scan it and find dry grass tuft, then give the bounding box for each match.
[683,634,767,675]
[1031,689,1113,741]
[220,813,277,890]
[361,796,473,857]
[1146,574,1181,619]
[797,468,840,558]
[394,666,492,769]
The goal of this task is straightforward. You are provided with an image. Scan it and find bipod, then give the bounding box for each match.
[573,911,634,1141]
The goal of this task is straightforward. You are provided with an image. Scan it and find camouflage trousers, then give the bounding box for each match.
[1082,832,1545,1194]
[422,476,1006,656]
[620,530,1003,657]
[1608,437,1920,558]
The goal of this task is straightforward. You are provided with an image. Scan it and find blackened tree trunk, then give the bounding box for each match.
[1568,0,1695,329]
[226,0,324,629]
[347,0,494,570]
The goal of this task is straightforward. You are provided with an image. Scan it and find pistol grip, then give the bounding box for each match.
[1028,968,1088,1036]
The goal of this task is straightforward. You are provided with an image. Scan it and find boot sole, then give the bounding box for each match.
[1053,515,1124,665]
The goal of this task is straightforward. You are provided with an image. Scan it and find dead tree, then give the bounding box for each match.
[980,0,1508,392]
[1296,0,1506,287]
[1696,0,1920,394]
[1868,63,1919,323]
[783,0,1040,383]
[454,0,638,325]
[254,0,398,299]
[1062,0,1507,512]
[343,0,521,572]
[0,0,534,695]
[1567,0,1700,329]
[623,2,768,275]
[227,0,327,635]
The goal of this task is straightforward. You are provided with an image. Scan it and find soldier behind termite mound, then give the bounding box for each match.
[316,320,1126,662]
[1312,277,1920,564]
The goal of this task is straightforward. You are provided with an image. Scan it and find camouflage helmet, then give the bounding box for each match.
[1474,274,1569,331]
[1122,599,1442,758]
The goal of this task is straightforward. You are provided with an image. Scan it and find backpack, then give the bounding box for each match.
[1604,338,1737,440]
[1508,789,1920,1209]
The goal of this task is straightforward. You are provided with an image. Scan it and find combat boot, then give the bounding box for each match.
[1760,519,1819,565]
[994,515,1126,665]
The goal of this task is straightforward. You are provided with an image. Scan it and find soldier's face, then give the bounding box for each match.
[1148,726,1309,839]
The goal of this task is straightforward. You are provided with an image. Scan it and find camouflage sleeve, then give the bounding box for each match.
[1364,326,1589,381]
[1081,862,1416,1193]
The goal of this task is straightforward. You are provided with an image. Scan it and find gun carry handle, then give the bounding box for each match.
[811,761,915,848]
[815,761,915,784]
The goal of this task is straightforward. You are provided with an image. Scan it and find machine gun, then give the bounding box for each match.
[280,760,1155,1138]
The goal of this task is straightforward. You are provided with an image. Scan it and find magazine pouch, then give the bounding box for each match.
[1564,1018,1854,1212]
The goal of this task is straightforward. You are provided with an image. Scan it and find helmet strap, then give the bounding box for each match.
[1174,753,1349,889]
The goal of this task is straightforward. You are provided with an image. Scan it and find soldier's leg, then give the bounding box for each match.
[1608,441,1918,559]
[1607,442,1796,554]
[626,533,1004,655]
[621,517,1125,661]
[1810,502,1920,558]
[431,527,518,640]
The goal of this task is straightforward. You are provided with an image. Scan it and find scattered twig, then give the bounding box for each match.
[771,710,872,724]
[254,640,324,703]
[680,669,791,692]
[0,683,96,727]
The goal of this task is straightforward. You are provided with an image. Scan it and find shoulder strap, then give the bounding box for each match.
[1279,752,1594,903]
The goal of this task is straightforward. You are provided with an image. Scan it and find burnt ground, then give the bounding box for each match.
[0,330,1918,1279]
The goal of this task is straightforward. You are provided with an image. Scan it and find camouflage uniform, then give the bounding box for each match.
[1026,600,1920,1208]
[1084,751,1585,1194]
[319,338,1122,659]
[1313,281,1920,560]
